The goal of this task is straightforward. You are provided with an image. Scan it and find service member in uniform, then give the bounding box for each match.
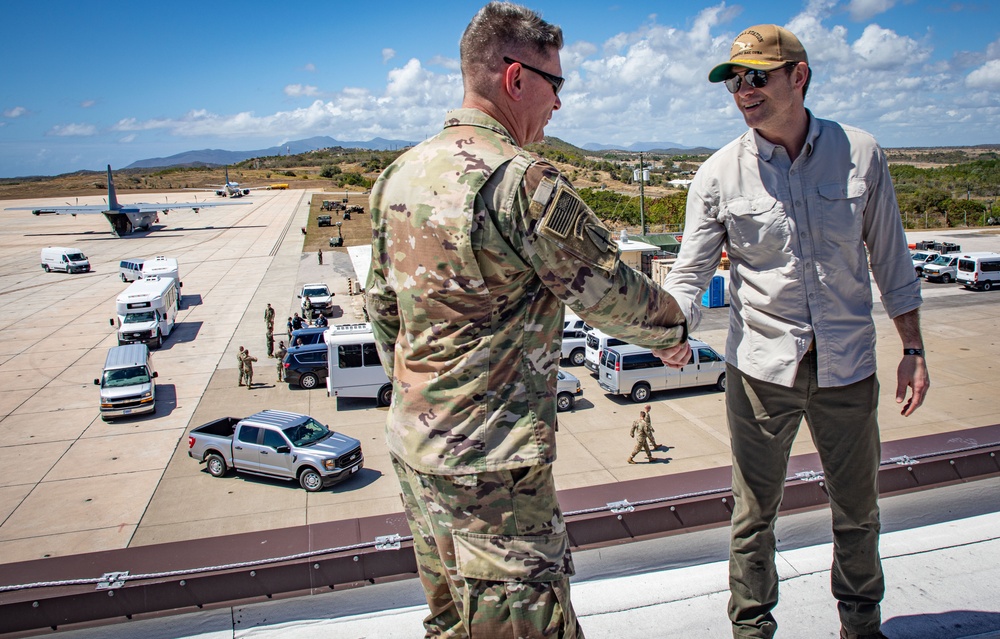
[365,3,687,637]
[237,346,247,387]
[628,410,655,464]
[264,303,275,334]
[274,340,287,382]
[243,350,257,390]
[643,403,658,448]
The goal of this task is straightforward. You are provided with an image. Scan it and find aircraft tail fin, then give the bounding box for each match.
[225,166,230,185]
[106,165,120,210]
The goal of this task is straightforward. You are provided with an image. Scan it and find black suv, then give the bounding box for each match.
[282,343,328,389]
[289,326,328,348]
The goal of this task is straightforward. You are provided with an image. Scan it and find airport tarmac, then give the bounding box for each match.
[1,190,999,571]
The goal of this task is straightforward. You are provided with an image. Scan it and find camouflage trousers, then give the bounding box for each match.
[629,438,653,462]
[391,454,584,639]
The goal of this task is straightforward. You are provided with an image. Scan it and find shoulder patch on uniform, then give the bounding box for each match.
[538,183,587,241]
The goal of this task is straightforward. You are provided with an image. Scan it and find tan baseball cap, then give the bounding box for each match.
[709,24,808,83]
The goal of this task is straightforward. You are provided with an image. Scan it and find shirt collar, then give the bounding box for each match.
[745,109,821,161]
[443,108,516,144]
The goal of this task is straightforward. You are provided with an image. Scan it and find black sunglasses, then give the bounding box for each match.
[503,56,564,95]
[724,62,797,94]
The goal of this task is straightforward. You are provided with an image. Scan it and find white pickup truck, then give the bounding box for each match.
[187,410,363,491]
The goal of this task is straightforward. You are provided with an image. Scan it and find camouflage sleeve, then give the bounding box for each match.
[365,178,400,379]
[516,161,687,349]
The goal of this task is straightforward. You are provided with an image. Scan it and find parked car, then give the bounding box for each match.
[556,369,582,412]
[317,215,332,227]
[289,326,328,348]
[187,410,363,491]
[282,343,328,389]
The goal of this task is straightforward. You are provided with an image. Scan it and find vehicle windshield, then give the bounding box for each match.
[282,418,331,447]
[124,311,156,324]
[912,252,934,261]
[930,255,952,265]
[303,287,329,297]
[102,366,150,388]
[66,253,87,261]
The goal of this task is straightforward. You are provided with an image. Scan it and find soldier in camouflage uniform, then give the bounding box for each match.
[274,340,287,382]
[237,346,247,387]
[264,303,275,334]
[243,350,257,389]
[628,410,655,464]
[644,403,658,448]
[365,3,687,638]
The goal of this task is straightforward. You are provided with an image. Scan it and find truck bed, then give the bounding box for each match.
[190,417,241,438]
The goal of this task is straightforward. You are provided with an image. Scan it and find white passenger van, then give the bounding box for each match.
[40,246,90,273]
[119,259,145,282]
[584,328,628,373]
[561,312,590,366]
[956,252,1000,291]
[325,323,393,406]
[114,276,178,348]
[597,339,726,402]
[94,343,157,421]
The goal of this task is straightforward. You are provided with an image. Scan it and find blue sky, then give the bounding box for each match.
[1,0,998,178]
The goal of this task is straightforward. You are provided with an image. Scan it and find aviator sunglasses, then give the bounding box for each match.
[724,62,797,94]
[503,56,565,95]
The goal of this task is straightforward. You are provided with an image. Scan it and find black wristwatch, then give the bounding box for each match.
[903,348,924,357]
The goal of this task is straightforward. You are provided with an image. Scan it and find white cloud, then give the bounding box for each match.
[847,0,895,21]
[382,48,396,63]
[850,24,927,70]
[119,134,137,143]
[80,100,96,108]
[966,59,1000,89]
[48,123,97,136]
[4,106,28,118]
[303,63,316,72]
[284,84,320,97]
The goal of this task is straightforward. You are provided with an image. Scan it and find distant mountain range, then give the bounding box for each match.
[123,136,718,170]
[583,141,715,154]
[124,136,417,169]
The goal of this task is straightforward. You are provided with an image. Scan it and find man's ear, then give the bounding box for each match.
[505,62,524,101]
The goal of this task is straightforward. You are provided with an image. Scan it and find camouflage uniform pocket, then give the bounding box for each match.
[453,529,570,583]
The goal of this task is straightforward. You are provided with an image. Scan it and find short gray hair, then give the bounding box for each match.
[460,2,563,98]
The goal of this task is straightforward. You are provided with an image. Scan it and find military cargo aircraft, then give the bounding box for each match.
[6,165,249,236]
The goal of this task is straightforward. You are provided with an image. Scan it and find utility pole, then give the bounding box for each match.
[638,152,647,235]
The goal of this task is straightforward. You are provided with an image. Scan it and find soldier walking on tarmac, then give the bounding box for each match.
[275,341,287,382]
[317,249,323,265]
[266,330,275,359]
[644,403,659,449]
[628,410,655,464]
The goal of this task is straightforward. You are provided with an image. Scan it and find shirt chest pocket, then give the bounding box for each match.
[721,195,789,261]
[817,178,867,243]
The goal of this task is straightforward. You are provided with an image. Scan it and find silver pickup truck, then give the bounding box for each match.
[187,410,363,491]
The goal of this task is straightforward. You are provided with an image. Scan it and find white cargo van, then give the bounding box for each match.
[957,252,1000,291]
[325,323,393,406]
[598,340,726,402]
[114,276,178,348]
[94,344,157,421]
[40,246,90,273]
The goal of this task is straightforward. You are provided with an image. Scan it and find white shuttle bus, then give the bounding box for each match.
[142,256,182,307]
[325,323,393,407]
[114,276,178,349]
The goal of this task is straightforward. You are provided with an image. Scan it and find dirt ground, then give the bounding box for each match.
[304,192,373,253]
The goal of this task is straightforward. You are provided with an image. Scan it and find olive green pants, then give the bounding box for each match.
[391,454,583,639]
[726,353,884,638]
